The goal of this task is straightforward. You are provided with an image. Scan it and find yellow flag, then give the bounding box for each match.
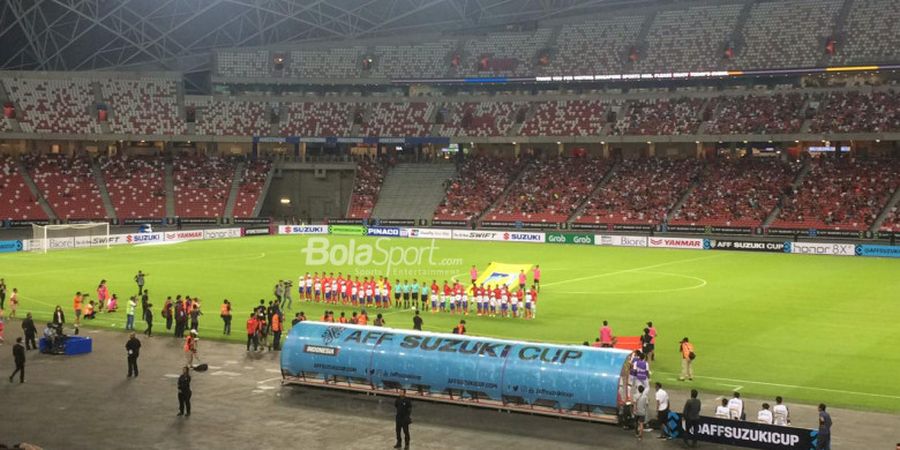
[470,262,534,293]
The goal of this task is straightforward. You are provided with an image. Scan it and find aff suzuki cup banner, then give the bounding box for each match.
[648,237,705,249]
[667,413,817,450]
[279,225,329,235]
[855,244,900,258]
[786,242,855,256]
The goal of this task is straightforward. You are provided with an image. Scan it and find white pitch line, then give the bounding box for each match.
[540,254,723,288]
[657,372,900,400]
[257,377,282,384]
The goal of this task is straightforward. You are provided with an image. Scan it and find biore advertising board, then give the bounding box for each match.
[786,242,855,256]
[500,231,545,243]
[203,228,242,240]
[452,230,502,241]
[704,239,787,253]
[667,413,817,450]
[595,235,648,247]
[648,237,705,249]
[407,228,453,240]
[855,244,900,258]
[279,225,328,235]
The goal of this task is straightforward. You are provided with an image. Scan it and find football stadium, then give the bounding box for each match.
[0,1,898,449]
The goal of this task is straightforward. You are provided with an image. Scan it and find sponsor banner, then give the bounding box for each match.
[570,222,602,230]
[665,225,752,235]
[8,219,50,227]
[595,235,648,247]
[329,225,367,236]
[375,219,416,227]
[122,218,163,225]
[366,226,401,237]
[815,229,865,239]
[452,230,502,241]
[203,228,242,240]
[178,217,218,225]
[648,237,705,249]
[876,230,897,240]
[164,230,204,242]
[786,242,855,256]
[856,244,900,258]
[407,228,453,240]
[0,240,22,253]
[481,220,559,229]
[613,223,653,232]
[243,227,271,237]
[327,218,365,225]
[668,412,816,450]
[122,232,163,245]
[432,219,469,228]
[704,239,787,253]
[766,228,805,236]
[233,217,270,225]
[545,232,595,245]
[500,231,545,243]
[279,225,329,235]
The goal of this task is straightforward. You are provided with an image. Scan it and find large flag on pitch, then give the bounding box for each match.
[470,262,534,293]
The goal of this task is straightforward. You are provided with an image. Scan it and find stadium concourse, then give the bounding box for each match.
[0,326,896,450]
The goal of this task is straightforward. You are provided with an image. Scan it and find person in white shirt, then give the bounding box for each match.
[654,382,670,439]
[715,398,731,418]
[757,403,773,424]
[772,396,791,426]
[727,392,745,420]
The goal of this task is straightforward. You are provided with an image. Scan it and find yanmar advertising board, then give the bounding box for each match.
[648,237,705,249]
[164,230,204,242]
[279,225,328,235]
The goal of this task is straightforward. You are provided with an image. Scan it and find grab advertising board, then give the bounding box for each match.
[545,232,595,245]
[648,237,704,249]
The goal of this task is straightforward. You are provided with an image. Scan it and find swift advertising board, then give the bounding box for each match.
[595,235,648,247]
[703,239,786,253]
[406,228,453,240]
[452,230,502,241]
[786,242,855,256]
[648,237,704,249]
[667,413,817,450]
[279,225,329,235]
[855,244,900,258]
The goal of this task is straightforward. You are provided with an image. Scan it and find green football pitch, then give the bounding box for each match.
[1,235,898,412]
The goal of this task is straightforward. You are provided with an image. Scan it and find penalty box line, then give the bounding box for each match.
[655,371,900,400]
[541,253,725,288]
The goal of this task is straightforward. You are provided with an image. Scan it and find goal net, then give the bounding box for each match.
[31,222,111,253]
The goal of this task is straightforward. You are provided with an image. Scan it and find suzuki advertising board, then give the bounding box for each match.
[279,225,328,235]
[648,237,705,249]
[704,239,786,253]
[500,231,545,243]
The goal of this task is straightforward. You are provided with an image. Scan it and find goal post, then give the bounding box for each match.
[31,222,111,253]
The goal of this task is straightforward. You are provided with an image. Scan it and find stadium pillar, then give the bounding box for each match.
[293,142,300,161]
[695,141,703,159]
[647,142,656,157]
[602,142,609,159]
[513,142,520,157]
[300,143,307,162]
[557,142,564,156]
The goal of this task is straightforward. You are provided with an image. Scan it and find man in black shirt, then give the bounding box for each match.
[177,366,192,417]
[394,390,412,449]
[412,311,423,331]
[682,389,702,448]
[9,338,26,383]
[126,333,142,377]
[22,312,38,350]
[144,303,154,337]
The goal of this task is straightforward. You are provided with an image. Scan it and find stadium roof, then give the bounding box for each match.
[0,0,653,73]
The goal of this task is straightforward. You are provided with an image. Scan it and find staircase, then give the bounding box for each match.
[371,163,457,220]
[477,163,530,222]
[253,163,276,217]
[164,159,176,217]
[223,161,245,217]
[729,1,756,54]
[16,159,57,220]
[89,158,117,219]
[567,160,620,223]
[763,160,811,228]
[91,81,110,134]
[870,187,900,233]
[667,181,699,221]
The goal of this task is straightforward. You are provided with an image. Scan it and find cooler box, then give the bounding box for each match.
[39,336,93,355]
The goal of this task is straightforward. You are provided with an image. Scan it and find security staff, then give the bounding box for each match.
[126,333,141,378]
[22,312,38,350]
[9,338,26,383]
[177,366,192,417]
[394,390,412,449]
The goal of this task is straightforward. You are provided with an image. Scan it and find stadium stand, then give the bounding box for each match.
[706,93,808,135]
[520,100,607,137]
[216,50,271,78]
[485,156,612,223]
[809,90,900,133]
[3,78,100,134]
[881,206,900,231]
[281,102,354,137]
[347,159,385,219]
[99,155,166,219]
[838,0,900,65]
[23,153,105,219]
[458,28,553,77]
[187,97,272,136]
[434,155,526,221]
[102,78,186,135]
[671,158,801,228]
[636,4,742,72]
[440,101,525,137]
[737,0,841,69]
[612,98,705,136]
[0,155,47,220]
[576,158,701,225]
[361,102,433,137]
[371,41,456,79]
[550,17,643,75]
[289,47,364,79]
[773,158,899,230]
[232,159,271,218]
[172,154,235,217]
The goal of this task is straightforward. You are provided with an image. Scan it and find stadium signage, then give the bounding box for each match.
[613,224,653,232]
[179,218,218,225]
[280,225,328,235]
[367,226,401,237]
[0,240,21,253]
[164,230,204,242]
[233,218,270,225]
[126,233,162,244]
[595,235,648,247]
[452,230,501,241]
[668,413,815,450]
[787,242,855,256]
[303,344,339,357]
[648,238,704,249]
[545,232,595,245]
[243,227,271,236]
[203,228,242,240]
[704,239,785,253]
[327,218,365,225]
[481,220,557,230]
[329,225,367,236]
[432,219,468,227]
[855,244,900,258]
[377,219,416,227]
[407,228,453,240]
[502,232,545,243]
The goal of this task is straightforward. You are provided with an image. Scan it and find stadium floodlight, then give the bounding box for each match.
[31,222,110,253]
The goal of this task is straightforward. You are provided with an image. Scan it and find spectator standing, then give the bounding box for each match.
[631,352,650,395]
[52,305,65,328]
[190,304,201,332]
[374,313,385,327]
[271,311,283,351]
[177,366,191,417]
[274,281,284,306]
[141,290,150,317]
[22,313,37,351]
[634,384,648,440]
[220,300,232,335]
[679,337,694,381]
[773,396,791,426]
[134,271,147,295]
[817,404,832,450]
[125,296,137,331]
[0,278,6,310]
[143,303,154,337]
[533,265,541,292]
[8,288,18,319]
[163,297,173,331]
[282,281,293,311]
[394,390,412,449]
[682,389,701,448]
[455,320,466,335]
[246,313,259,352]
[126,333,141,378]
[646,322,657,361]
[654,382,670,440]
[184,330,198,367]
[174,299,187,338]
[72,292,83,335]
[412,311,423,331]
[9,337,26,383]
[640,328,653,361]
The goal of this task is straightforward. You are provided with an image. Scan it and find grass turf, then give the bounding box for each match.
[1,235,898,413]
